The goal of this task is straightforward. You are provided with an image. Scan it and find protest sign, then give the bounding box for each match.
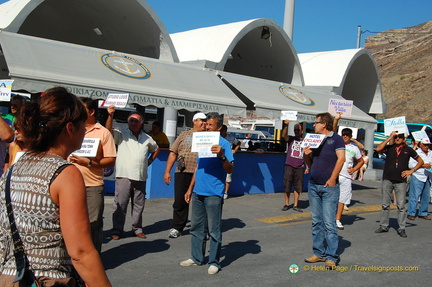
[383,116,409,136]
[328,98,353,117]
[281,111,298,121]
[72,138,100,157]
[101,93,129,108]
[0,79,14,102]
[191,131,220,158]
[412,131,430,143]
[300,133,326,149]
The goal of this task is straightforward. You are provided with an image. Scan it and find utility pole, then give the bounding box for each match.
[357,25,362,48]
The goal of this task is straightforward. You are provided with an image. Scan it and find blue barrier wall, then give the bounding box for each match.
[105,149,309,199]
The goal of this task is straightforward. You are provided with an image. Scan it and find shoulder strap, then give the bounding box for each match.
[4,166,30,282]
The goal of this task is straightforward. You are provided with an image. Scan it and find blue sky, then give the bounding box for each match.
[1,0,431,53]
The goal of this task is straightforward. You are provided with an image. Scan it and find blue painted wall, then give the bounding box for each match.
[105,150,309,199]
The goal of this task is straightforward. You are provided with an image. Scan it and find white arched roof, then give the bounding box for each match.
[0,0,178,62]
[171,19,304,86]
[298,49,384,114]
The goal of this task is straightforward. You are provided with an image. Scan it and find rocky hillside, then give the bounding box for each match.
[364,20,432,124]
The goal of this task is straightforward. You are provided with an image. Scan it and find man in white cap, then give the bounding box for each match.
[164,112,207,238]
[407,138,432,220]
[106,106,159,240]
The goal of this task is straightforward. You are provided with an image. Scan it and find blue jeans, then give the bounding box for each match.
[380,180,407,229]
[308,182,340,262]
[408,176,431,217]
[190,192,223,268]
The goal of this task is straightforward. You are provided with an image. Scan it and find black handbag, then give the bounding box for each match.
[4,166,40,287]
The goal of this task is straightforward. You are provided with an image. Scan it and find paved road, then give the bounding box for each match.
[100,180,431,286]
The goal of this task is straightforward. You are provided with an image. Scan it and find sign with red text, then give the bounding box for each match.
[328,98,353,117]
[101,93,129,108]
[300,133,326,149]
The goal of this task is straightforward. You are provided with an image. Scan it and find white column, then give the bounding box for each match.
[364,128,375,170]
[163,107,177,145]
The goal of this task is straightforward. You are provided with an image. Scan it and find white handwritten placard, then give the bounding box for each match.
[300,133,326,149]
[0,79,14,102]
[101,93,129,108]
[191,131,220,158]
[328,98,353,117]
[72,138,100,157]
[412,131,430,143]
[281,111,298,121]
[383,116,409,136]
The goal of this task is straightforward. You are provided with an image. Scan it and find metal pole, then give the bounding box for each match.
[357,25,362,48]
[283,0,295,41]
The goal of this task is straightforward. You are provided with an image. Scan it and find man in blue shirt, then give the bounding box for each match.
[304,112,345,268]
[180,112,234,275]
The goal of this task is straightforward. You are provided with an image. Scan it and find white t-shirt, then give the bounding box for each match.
[340,143,362,179]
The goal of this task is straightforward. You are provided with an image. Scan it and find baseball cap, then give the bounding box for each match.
[420,138,431,144]
[193,112,206,121]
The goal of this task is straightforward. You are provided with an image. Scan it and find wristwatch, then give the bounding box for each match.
[87,159,92,167]
[220,155,227,162]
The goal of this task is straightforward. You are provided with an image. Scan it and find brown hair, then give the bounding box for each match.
[316,112,334,131]
[17,87,87,153]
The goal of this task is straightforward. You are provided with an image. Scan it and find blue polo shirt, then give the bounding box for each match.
[309,132,345,185]
[194,136,234,197]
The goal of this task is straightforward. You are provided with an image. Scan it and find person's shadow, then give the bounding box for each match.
[101,240,170,270]
[220,240,261,267]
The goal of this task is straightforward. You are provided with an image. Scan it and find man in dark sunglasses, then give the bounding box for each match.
[375,131,424,238]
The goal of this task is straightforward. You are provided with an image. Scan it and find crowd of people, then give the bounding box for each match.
[0,87,430,284]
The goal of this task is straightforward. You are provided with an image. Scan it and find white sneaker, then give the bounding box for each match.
[169,228,180,238]
[180,259,197,267]
[344,204,349,211]
[223,193,228,199]
[208,265,219,275]
[336,220,344,230]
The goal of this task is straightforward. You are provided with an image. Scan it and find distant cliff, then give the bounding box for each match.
[365,20,432,124]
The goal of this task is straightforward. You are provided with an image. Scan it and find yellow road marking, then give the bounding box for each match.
[256,204,396,225]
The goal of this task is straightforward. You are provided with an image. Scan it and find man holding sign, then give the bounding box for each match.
[69,98,117,252]
[303,112,345,268]
[281,119,307,212]
[181,112,233,275]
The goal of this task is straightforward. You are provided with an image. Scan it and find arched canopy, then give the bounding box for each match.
[171,19,304,86]
[0,0,178,62]
[298,49,385,115]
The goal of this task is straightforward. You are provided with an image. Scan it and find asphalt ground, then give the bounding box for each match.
[100,179,431,287]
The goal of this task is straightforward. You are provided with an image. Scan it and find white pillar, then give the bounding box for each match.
[364,128,375,170]
[163,107,177,145]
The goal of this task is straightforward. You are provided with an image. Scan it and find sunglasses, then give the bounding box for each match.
[314,121,324,125]
[342,133,351,137]
[394,134,405,139]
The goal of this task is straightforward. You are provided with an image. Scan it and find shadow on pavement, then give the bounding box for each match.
[220,240,261,267]
[101,239,170,270]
